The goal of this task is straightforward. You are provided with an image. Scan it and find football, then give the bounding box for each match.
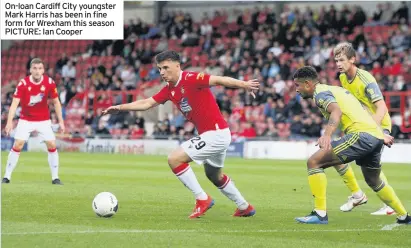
[92,192,119,217]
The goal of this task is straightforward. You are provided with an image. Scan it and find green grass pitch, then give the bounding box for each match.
[1,152,411,247]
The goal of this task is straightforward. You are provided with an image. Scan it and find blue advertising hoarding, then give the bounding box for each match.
[1,137,28,151]
[226,142,244,158]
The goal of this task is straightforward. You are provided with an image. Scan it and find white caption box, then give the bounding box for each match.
[0,0,124,40]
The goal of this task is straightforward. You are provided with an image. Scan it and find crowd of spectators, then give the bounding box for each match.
[1,2,411,140]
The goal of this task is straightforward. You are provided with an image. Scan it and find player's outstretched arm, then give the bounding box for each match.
[317,103,342,150]
[52,98,65,133]
[5,97,20,136]
[102,97,159,115]
[209,76,259,97]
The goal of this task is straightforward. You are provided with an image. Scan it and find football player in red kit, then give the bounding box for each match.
[3,58,65,185]
[103,50,258,218]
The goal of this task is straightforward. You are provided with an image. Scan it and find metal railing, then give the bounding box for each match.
[384,91,411,133]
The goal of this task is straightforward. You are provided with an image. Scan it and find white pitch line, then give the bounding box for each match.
[2,228,385,236]
[381,223,402,230]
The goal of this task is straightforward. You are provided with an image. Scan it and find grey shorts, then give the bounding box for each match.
[331,132,384,169]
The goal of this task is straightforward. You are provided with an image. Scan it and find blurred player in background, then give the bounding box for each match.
[103,50,256,218]
[334,42,395,215]
[293,66,410,225]
[3,58,65,185]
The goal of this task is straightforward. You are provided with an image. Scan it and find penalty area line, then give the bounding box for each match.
[2,228,382,235]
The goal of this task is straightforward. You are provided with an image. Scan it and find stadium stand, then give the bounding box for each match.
[1,2,410,140]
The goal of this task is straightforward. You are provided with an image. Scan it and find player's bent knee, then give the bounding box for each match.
[307,157,319,169]
[13,139,26,150]
[44,140,57,150]
[364,176,382,191]
[167,154,177,167]
[167,151,181,167]
[362,167,383,191]
[167,150,188,168]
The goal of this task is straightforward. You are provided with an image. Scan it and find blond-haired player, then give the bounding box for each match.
[333,42,395,215]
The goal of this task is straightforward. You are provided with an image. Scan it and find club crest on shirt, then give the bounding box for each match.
[196,72,205,80]
[28,86,32,91]
[41,85,45,91]
[317,98,324,108]
[181,87,185,94]
[171,91,175,96]
[179,97,192,114]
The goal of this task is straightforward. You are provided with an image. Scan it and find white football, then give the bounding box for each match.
[92,192,118,217]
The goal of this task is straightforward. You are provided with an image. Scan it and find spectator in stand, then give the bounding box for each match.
[25,51,36,74]
[95,120,111,138]
[55,53,69,74]
[135,112,145,130]
[218,95,232,114]
[153,122,170,140]
[61,60,76,81]
[155,36,169,53]
[148,63,161,81]
[392,2,409,24]
[84,111,94,129]
[58,86,68,106]
[120,64,137,89]
[290,115,305,139]
[200,19,213,35]
[240,122,257,139]
[130,124,145,139]
[181,27,200,47]
[262,118,278,138]
[170,108,185,131]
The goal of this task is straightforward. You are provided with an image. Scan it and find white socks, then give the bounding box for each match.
[218,174,248,210]
[353,191,364,199]
[173,163,208,200]
[48,148,59,180]
[4,148,21,179]
[172,164,249,209]
[315,209,327,217]
[4,148,60,180]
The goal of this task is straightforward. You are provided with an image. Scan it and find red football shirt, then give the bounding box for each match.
[152,71,228,134]
[13,75,59,121]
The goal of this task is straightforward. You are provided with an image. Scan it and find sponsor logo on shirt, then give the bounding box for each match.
[180,98,192,114]
[29,93,44,106]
